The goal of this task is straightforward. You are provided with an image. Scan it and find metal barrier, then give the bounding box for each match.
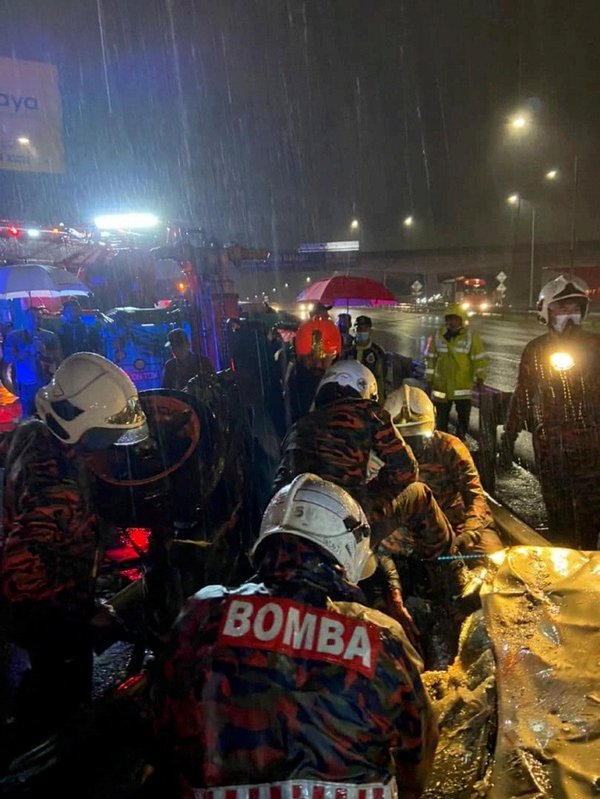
[485,492,549,547]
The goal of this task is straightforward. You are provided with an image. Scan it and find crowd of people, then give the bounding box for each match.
[0,272,597,797]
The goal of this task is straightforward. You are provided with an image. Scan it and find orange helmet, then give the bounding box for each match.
[295,318,342,358]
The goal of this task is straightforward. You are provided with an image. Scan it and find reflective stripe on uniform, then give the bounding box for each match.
[432,390,447,399]
[453,389,472,397]
[471,352,487,361]
[193,780,398,799]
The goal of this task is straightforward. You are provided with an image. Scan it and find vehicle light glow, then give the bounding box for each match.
[94,212,159,230]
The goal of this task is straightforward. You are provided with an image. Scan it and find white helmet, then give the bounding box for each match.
[316,359,378,403]
[384,384,435,437]
[537,274,589,326]
[253,473,374,584]
[36,352,148,445]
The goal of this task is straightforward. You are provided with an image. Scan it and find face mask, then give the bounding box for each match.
[355,332,370,345]
[551,313,582,333]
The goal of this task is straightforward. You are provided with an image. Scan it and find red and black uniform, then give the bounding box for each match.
[0,420,100,737]
[504,327,600,549]
[151,536,437,799]
[273,398,454,559]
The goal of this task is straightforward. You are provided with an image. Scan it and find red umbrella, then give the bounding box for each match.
[297,275,398,307]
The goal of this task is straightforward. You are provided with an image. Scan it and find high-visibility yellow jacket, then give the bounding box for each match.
[425,324,489,401]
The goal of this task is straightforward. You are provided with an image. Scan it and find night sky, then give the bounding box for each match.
[1,0,600,251]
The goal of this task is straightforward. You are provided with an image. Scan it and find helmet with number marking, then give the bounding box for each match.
[253,473,374,583]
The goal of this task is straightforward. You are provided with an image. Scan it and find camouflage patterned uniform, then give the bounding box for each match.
[0,419,99,735]
[504,327,600,549]
[273,398,455,559]
[151,536,438,799]
[408,430,500,552]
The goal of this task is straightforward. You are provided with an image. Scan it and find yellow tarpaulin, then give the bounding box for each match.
[482,546,600,798]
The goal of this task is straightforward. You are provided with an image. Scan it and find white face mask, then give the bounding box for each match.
[551,313,582,333]
[355,332,370,345]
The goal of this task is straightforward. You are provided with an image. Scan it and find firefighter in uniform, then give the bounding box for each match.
[274,360,459,564]
[384,385,502,555]
[500,274,600,550]
[151,473,438,799]
[424,304,488,440]
[0,353,148,744]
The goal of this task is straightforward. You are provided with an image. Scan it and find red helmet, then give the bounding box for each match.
[295,318,342,358]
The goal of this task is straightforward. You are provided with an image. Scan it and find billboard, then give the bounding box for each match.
[0,57,64,174]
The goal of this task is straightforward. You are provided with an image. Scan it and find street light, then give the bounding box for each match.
[510,115,528,130]
[403,216,414,228]
[350,219,359,231]
[507,194,537,308]
[507,109,579,269]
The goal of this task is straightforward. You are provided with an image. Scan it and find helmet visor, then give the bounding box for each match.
[106,397,149,446]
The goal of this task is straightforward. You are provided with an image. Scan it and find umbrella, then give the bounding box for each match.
[296,275,398,308]
[0,263,91,299]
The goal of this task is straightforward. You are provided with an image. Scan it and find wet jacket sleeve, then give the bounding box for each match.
[470,332,489,383]
[1,426,98,607]
[382,622,438,797]
[444,436,492,543]
[504,340,536,442]
[272,425,301,496]
[3,332,25,365]
[367,409,418,497]
[423,334,437,385]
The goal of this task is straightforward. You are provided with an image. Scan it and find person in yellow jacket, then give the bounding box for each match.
[424,304,488,440]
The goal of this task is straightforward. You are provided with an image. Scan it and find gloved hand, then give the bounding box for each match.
[386,587,420,646]
[453,532,476,553]
[498,430,514,469]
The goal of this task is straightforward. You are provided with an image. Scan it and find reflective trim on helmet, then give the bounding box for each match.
[106,397,146,427]
[114,420,149,446]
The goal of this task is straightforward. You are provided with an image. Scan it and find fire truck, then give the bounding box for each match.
[440,274,491,313]
[0,220,263,392]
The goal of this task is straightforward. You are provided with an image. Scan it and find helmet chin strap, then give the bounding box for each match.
[551,313,582,334]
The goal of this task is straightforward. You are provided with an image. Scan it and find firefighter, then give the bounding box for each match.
[283,317,342,427]
[0,353,148,744]
[151,473,438,799]
[424,304,488,440]
[384,385,503,554]
[500,274,600,550]
[274,360,460,564]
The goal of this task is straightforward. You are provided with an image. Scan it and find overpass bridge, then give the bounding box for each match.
[235,238,600,308]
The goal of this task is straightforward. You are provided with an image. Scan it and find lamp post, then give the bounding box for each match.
[507,111,579,273]
[507,193,537,308]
